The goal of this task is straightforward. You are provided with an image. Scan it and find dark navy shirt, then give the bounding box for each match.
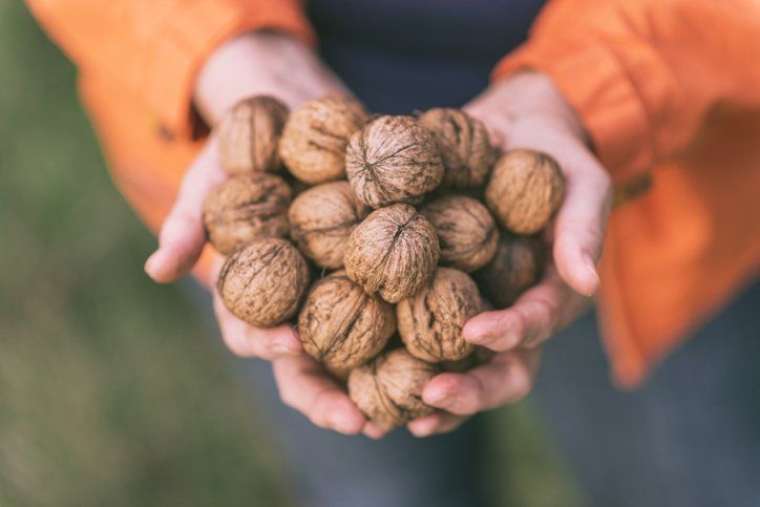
[307,0,546,113]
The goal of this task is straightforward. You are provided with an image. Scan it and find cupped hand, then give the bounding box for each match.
[408,72,612,437]
[143,32,369,435]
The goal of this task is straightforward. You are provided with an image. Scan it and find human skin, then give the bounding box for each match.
[406,72,613,437]
[144,32,612,439]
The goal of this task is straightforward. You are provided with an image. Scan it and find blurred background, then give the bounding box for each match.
[0,3,580,505]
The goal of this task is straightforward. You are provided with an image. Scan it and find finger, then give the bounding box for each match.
[362,422,389,440]
[145,138,227,283]
[552,160,612,296]
[423,349,541,416]
[407,413,467,438]
[213,292,302,359]
[273,355,365,435]
[463,271,574,350]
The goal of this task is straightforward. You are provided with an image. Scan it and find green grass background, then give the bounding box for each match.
[0,3,580,505]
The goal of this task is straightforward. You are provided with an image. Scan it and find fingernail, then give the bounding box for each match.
[583,257,600,294]
[411,427,433,438]
[424,387,449,405]
[331,411,357,434]
[144,252,160,278]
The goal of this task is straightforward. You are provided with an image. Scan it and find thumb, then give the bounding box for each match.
[145,138,226,283]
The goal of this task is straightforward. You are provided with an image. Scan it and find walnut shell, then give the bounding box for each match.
[298,271,395,375]
[203,174,292,255]
[344,203,440,303]
[421,194,498,272]
[218,96,289,174]
[474,233,546,308]
[345,115,444,208]
[418,108,496,189]
[288,181,369,269]
[485,149,565,234]
[348,348,438,431]
[279,96,368,184]
[217,238,310,327]
[397,268,481,363]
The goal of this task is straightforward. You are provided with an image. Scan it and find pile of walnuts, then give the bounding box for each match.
[204,95,565,431]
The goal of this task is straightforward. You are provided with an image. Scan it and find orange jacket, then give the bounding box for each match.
[27,0,760,387]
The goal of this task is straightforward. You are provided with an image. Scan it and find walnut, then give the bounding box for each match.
[298,271,395,375]
[345,115,444,208]
[474,233,546,308]
[485,149,565,234]
[421,195,498,272]
[279,96,368,184]
[418,108,496,189]
[344,203,439,303]
[288,181,369,269]
[396,268,481,363]
[218,96,289,174]
[203,174,292,255]
[348,348,438,431]
[217,238,310,327]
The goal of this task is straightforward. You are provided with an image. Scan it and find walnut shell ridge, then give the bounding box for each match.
[344,203,440,304]
[203,173,292,255]
[217,238,310,327]
[346,115,444,208]
[218,96,289,174]
[474,233,546,309]
[421,194,498,272]
[288,181,369,269]
[397,268,481,363]
[418,108,496,189]
[298,271,395,375]
[485,149,565,234]
[279,96,368,184]
[348,348,438,430]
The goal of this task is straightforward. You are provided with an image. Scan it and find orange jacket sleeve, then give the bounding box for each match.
[494,0,760,184]
[26,0,314,139]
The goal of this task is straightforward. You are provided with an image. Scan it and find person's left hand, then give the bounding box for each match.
[405,72,612,437]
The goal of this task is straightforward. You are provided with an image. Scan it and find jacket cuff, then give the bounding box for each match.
[147,0,315,140]
[493,41,654,183]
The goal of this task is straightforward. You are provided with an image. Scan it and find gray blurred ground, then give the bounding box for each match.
[0,3,579,506]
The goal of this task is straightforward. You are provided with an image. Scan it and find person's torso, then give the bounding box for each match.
[307,0,546,112]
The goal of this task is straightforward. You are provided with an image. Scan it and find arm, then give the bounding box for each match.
[411,0,760,436]
[28,0,370,436]
[26,0,315,139]
[494,0,760,182]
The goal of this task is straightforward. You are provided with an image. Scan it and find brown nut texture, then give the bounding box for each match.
[474,233,546,309]
[418,108,496,189]
[346,115,444,208]
[348,348,438,430]
[218,96,289,174]
[203,173,292,255]
[485,149,565,234]
[421,194,498,272]
[344,203,440,303]
[279,96,368,184]
[288,181,369,269]
[217,238,310,327]
[298,271,395,374]
[397,268,481,363]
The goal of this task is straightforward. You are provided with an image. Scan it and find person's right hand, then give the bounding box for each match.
[144,31,370,435]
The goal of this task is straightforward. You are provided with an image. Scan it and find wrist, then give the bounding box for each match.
[470,72,589,146]
[194,31,346,126]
